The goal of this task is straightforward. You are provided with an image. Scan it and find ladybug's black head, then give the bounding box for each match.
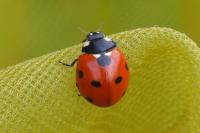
[86,32,105,41]
[82,32,116,54]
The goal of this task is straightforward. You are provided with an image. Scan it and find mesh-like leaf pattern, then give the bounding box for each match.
[0,27,200,133]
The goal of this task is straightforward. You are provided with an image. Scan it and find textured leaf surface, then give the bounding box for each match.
[0,27,200,133]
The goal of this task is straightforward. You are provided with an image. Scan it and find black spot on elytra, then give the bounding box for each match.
[85,97,93,103]
[91,80,101,88]
[97,54,111,66]
[115,76,122,84]
[125,63,129,71]
[78,70,84,78]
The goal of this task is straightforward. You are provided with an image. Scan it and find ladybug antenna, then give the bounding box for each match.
[96,22,105,32]
[77,27,88,35]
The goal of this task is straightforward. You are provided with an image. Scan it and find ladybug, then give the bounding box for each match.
[60,32,129,107]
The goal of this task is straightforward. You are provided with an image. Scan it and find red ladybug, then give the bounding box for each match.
[60,32,129,107]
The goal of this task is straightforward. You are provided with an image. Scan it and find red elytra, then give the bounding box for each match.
[76,48,129,107]
[60,32,129,107]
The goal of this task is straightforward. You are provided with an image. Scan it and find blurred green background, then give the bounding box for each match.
[0,0,199,69]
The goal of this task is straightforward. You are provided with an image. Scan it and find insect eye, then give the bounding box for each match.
[105,51,112,56]
[93,54,101,58]
[83,41,90,47]
[104,37,112,41]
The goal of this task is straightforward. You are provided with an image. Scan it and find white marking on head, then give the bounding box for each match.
[96,32,100,33]
[104,37,112,41]
[83,41,90,47]
[93,54,101,58]
[89,32,93,36]
[105,51,112,56]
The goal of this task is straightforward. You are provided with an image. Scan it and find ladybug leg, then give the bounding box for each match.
[59,59,78,67]
[75,83,82,96]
